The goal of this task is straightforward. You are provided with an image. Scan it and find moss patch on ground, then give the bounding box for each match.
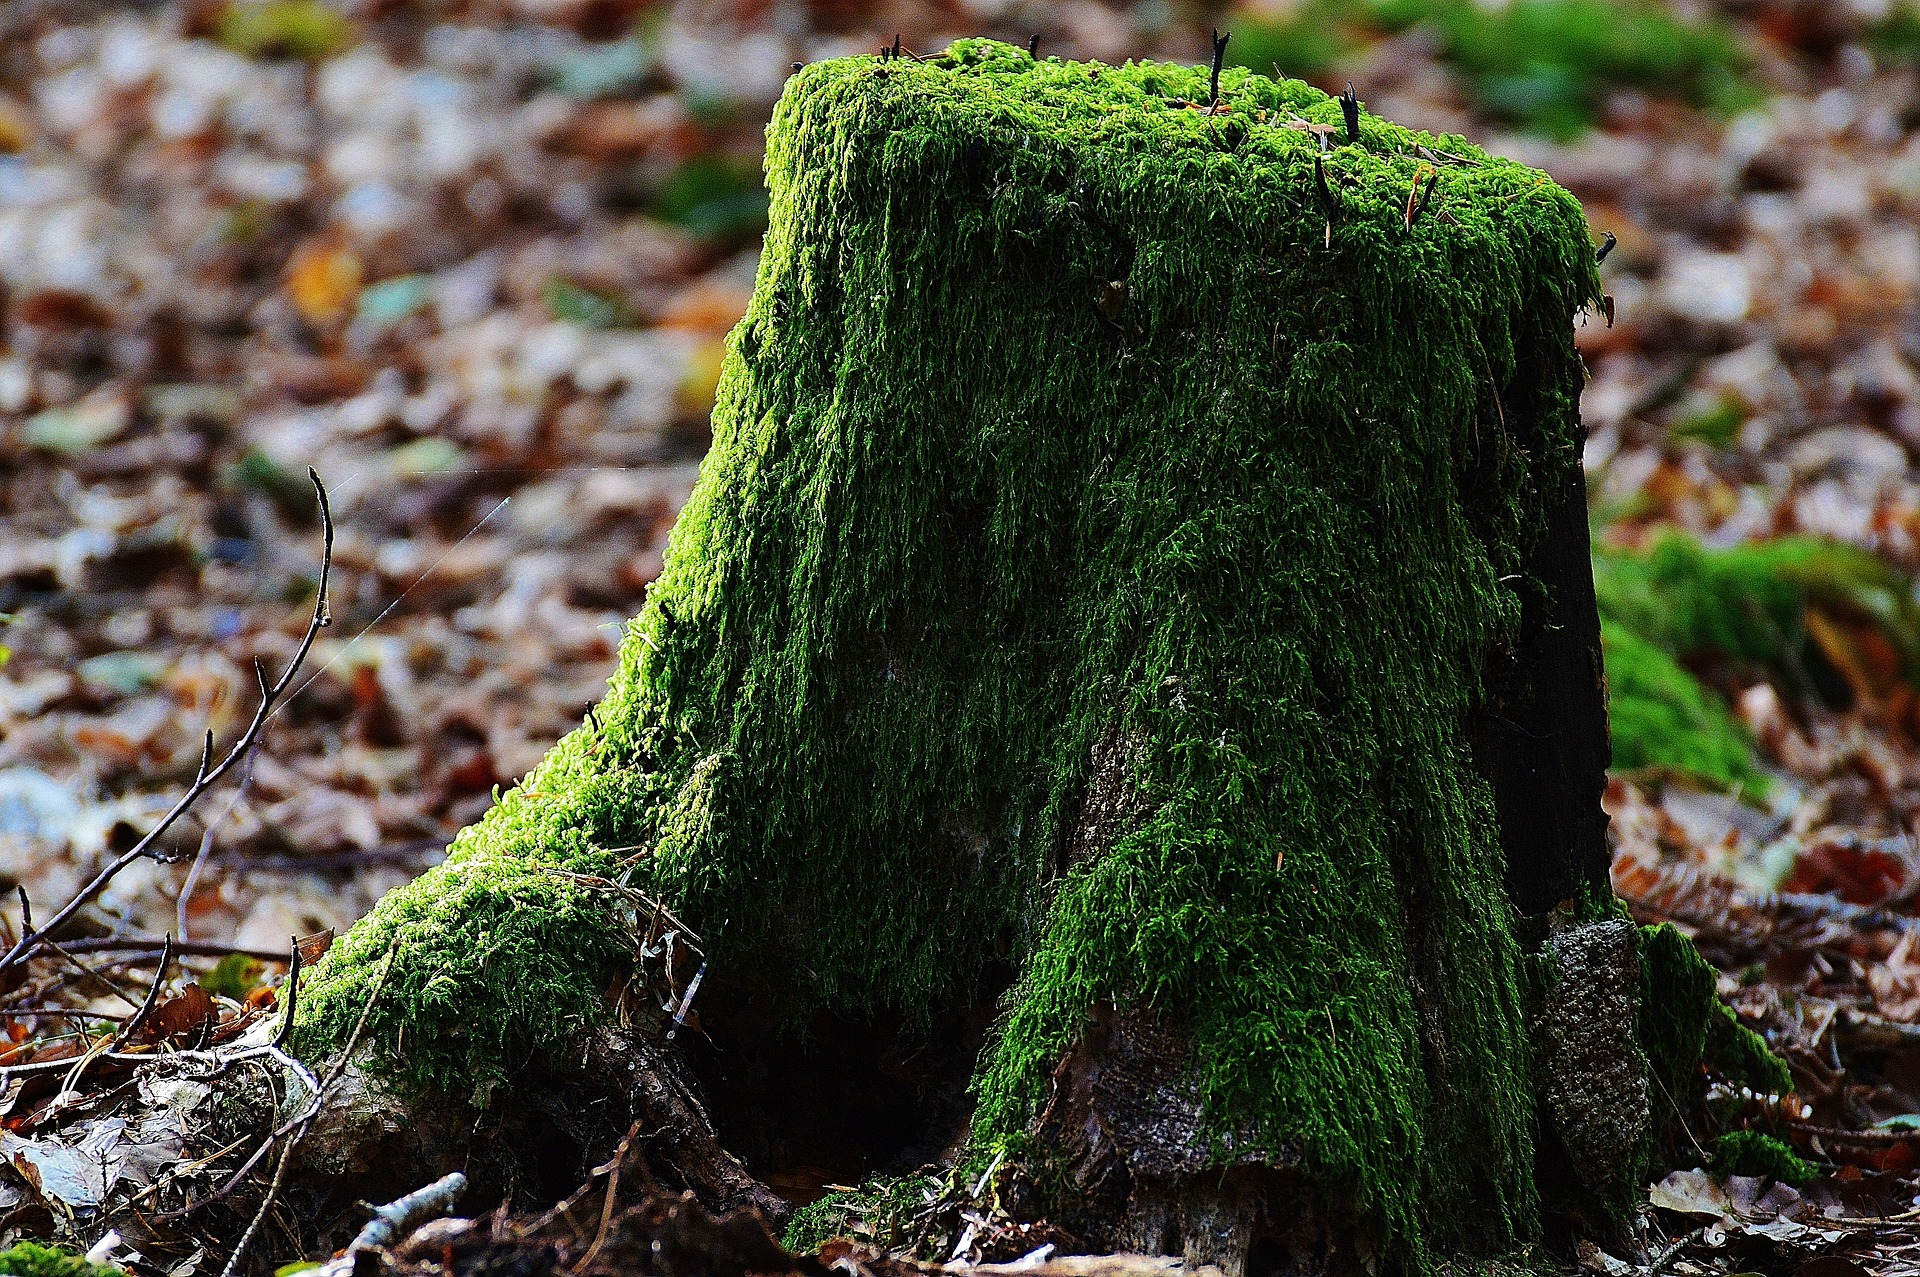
[1708,1130,1815,1185]
[0,1244,126,1277]
[298,39,1604,1272]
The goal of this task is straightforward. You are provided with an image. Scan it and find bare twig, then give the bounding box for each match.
[1207,29,1229,111]
[54,937,292,962]
[178,751,259,940]
[351,1173,468,1253]
[0,469,333,981]
[43,937,146,1007]
[220,1134,298,1277]
[272,936,302,1051]
[1788,1121,1919,1146]
[105,934,174,1054]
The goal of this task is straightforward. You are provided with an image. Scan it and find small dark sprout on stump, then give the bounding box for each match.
[1407,170,1438,228]
[1596,231,1618,263]
[271,934,303,1050]
[1341,81,1360,145]
[1209,28,1230,109]
[1028,34,1040,58]
[792,61,803,72]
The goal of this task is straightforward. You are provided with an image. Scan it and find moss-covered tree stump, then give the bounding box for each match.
[291,39,1698,1275]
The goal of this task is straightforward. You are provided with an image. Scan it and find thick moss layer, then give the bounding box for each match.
[298,40,1602,1272]
[1638,923,1788,1131]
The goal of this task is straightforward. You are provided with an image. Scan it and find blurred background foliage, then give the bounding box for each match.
[1228,0,1756,138]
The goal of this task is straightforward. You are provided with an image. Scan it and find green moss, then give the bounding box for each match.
[203,953,266,1000]
[300,40,1604,1272]
[651,155,771,242]
[784,1136,1069,1259]
[1637,923,1715,1129]
[1868,4,1920,63]
[1600,620,1764,793]
[1707,1131,1815,1185]
[288,780,641,1099]
[1593,530,1920,786]
[1432,1254,1569,1277]
[1705,1002,1792,1096]
[1595,532,1920,684]
[0,1243,126,1277]
[1638,924,1791,1141]
[545,278,635,329]
[782,1174,935,1254]
[1224,6,1367,83]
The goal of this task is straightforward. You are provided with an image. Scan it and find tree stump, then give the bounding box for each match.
[292,40,1685,1275]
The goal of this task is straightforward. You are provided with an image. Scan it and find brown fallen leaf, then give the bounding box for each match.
[142,983,215,1043]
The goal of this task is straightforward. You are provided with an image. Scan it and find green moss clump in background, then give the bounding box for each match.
[225,446,320,526]
[1594,533,1920,679]
[544,278,635,329]
[215,1,354,61]
[1228,0,1754,138]
[0,1243,126,1277]
[1225,5,1362,83]
[650,155,770,242]
[1707,1130,1815,1185]
[301,40,1606,1271]
[1868,3,1920,63]
[202,953,266,1000]
[1599,620,1765,794]
[1593,530,1920,788]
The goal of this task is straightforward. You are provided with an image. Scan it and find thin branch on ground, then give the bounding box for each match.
[220,1132,299,1277]
[0,469,333,981]
[52,937,293,963]
[104,934,174,1054]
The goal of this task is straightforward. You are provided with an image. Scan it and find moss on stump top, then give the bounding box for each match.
[296,41,1603,1275]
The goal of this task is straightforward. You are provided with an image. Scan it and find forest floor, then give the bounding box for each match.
[6,0,1920,1275]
